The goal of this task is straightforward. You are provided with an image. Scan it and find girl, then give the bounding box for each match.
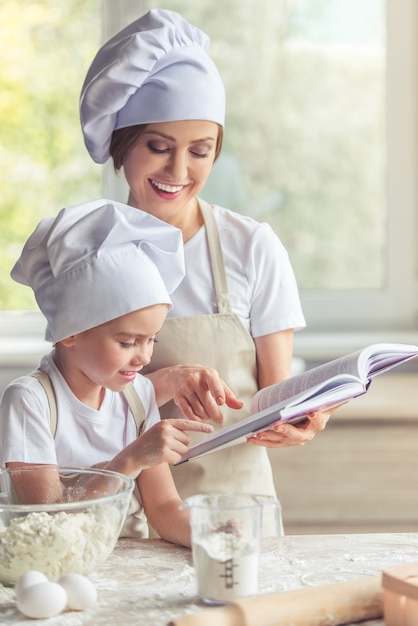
[0,198,213,545]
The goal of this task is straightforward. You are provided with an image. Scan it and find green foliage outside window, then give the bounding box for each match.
[0,0,101,309]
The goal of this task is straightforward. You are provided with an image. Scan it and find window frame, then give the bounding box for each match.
[299,0,418,333]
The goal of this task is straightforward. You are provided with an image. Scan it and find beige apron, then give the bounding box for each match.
[143,199,277,506]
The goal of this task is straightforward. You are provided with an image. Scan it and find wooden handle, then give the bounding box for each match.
[168,575,382,626]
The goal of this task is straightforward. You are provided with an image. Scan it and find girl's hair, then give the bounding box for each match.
[110,123,224,170]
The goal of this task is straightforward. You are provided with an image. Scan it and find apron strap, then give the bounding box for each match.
[122,383,146,436]
[198,198,233,314]
[30,369,58,435]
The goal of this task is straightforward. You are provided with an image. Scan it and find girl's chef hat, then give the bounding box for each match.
[80,8,226,164]
[11,199,185,343]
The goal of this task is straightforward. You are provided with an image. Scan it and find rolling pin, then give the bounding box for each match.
[168,575,382,626]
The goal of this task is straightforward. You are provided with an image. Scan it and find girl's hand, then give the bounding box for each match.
[107,419,213,478]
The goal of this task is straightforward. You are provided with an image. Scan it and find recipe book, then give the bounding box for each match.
[175,342,418,465]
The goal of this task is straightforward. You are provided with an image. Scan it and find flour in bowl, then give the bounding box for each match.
[0,506,121,585]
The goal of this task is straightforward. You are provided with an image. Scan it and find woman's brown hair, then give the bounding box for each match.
[110,123,224,171]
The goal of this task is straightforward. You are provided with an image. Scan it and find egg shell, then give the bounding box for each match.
[14,570,48,599]
[17,581,67,619]
[58,573,97,611]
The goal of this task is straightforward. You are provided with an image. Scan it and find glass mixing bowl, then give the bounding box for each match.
[0,466,134,585]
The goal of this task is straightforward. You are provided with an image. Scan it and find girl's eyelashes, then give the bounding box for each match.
[120,338,158,349]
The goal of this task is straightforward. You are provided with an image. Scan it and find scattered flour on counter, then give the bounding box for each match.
[0,506,122,585]
[193,531,259,603]
[0,583,14,603]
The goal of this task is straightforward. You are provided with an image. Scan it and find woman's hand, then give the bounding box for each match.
[249,332,347,448]
[246,403,345,448]
[146,364,243,423]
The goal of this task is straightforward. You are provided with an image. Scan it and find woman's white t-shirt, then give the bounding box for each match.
[0,353,159,467]
[169,204,306,337]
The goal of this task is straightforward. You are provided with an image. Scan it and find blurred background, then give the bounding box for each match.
[1,0,418,534]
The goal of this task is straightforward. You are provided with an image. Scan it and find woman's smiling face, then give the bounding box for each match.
[122,119,219,220]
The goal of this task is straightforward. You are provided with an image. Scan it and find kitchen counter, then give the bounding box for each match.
[1,532,417,625]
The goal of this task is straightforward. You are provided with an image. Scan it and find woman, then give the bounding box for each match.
[79,8,335,507]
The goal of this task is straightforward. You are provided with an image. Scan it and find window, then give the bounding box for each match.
[1,0,417,351]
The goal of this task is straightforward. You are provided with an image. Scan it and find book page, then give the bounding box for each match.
[358,343,418,378]
[252,342,418,414]
[251,351,364,413]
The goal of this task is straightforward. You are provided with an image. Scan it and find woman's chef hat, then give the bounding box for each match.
[11,199,185,343]
[80,8,226,164]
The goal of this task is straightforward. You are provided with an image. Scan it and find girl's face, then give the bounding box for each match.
[67,304,168,392]
[123,119,219,221]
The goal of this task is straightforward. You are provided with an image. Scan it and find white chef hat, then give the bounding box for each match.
[11,199,185,343]
[80,8,226,164]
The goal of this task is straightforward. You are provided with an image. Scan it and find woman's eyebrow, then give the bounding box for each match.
[144,130,175,140]
[144,130,215,143]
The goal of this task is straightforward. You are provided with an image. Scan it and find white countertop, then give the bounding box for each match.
[1,532,418,625]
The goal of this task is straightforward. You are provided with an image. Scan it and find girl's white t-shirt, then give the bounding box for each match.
[169,204,306,337]
[0,352,159,467]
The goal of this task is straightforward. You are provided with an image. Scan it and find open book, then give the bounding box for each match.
[175,342,418,465]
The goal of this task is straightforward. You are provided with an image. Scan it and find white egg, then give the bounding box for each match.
[14,570,48,599]
[58,573,97,611]
[17,581,67,619]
